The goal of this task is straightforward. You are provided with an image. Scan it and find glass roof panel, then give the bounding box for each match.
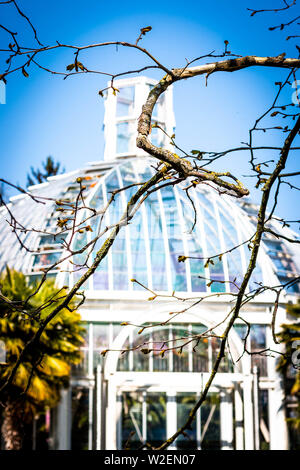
[218,207,244,293]
[161,184,187,291]
[146,189,168,291]
[1,157,296,295]
[179,192,206,292]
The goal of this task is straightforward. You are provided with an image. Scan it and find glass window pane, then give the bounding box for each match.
[72,323,89,377]
[132,331,150,371]
[179,194,206,292]
[162,186,187,291]
[32,251,61,270]
[117,337,130,371]
[146,393,166,447]
[251,324,266,349]
[121,391,167,449]
[192,324,209,372]
[201,394,221,450]
[117,122,129,154]
[219,207,244,292]
[93,323,110,369]
[152,328,170,372]
[71,386,89,450]
[39,233,67,247]
[130,209,148,290]
[117,101,130,117]
[172,326,189,372]
[176,393,198,449]
[119,86,135,101]
[234,324,248,341]
[89,183,104,211]
[211,336,233,372]
[121,391,143,449]
[250,324,267,376]
[259,389,270,450]
[93,267,109,290]
[146,191,168,291]
[116,86,135,118]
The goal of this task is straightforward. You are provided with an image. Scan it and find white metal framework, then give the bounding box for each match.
[0,76,299,450]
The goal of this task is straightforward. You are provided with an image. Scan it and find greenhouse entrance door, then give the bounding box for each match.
[120,389,224,450]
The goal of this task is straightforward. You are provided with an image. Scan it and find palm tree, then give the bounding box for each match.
[0,268,84,450]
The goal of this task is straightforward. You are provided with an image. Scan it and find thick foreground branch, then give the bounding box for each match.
[137,55,299,198]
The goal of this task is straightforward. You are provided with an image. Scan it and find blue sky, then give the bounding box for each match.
[0,0,299,222]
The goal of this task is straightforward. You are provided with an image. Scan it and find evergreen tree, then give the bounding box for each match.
[26,156,64,187]
[0,182,7,206]
[277,301,300,450]
[0,268,84,450]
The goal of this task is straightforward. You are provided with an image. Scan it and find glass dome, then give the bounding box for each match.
[81,158,263,294]
[1,156,299,295]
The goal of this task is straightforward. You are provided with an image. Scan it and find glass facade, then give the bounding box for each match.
[69,320,235,450]
[3,155,294,296]
[53,158,285,295]
[72,321,256,376]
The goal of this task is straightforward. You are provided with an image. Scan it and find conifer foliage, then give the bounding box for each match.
[277,301,300,449]
[26,156,64,187]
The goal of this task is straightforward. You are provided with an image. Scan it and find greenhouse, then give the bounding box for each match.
[0,76,299,450]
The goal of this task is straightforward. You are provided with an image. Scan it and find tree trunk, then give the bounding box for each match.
[1,398,24,450]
